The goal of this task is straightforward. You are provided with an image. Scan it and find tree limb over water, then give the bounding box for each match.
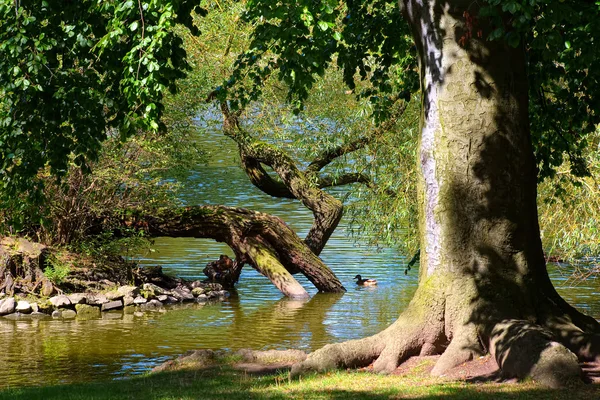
[127,205,345,299]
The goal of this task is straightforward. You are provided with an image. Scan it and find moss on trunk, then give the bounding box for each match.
[291,0,600,387]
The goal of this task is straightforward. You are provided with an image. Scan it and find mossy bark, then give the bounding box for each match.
[134,205,345,298]
[291,0,600,386]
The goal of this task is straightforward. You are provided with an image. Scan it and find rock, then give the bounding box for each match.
[190,280,204,289]
[30,312,50,319]
[140,299,163,311]
[196,294,208,302]
[37,300,53,314]
[60,309,77,319]
[31,303,39,313]
[165,296,178,304]
[49,295,71,308]
[123,295,135,307]
[40,279,54,297]
[87,293,109,306]
[117,285,139,298]
[105,291,124,301]
[52,310,62,318]
[75,304,100,319]
[133,296,147,305]
[15,300,32,314]
[3,313,20,320]
[157,294,168,302]
[142,283,167,297]
[216,290,229,298]
[171,287,194,302]
[0,298,16,315]
[191,287,205,296]
[67,293,87,305]
[204,282,223,292]
[101,300,123,311]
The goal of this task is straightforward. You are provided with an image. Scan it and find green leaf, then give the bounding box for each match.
[130,21,139,31]
[317,21,328,31]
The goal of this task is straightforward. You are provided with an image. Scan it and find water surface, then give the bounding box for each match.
[0,126,598,388]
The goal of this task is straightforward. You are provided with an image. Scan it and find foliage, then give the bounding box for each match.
[0,0,204,205]
[0,125,204,247]
[538,127,600,273]
[221,0,600,183]
[44,254,71,285]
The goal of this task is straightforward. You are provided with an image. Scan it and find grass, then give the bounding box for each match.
[1,365,598,400]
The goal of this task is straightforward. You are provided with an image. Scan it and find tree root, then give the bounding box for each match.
[431,324,483,376]
[291,335,385,377]
[491,319,581,388]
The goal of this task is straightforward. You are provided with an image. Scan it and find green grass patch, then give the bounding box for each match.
[0,367,597,400]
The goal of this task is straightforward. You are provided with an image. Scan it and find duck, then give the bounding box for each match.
[354,274,378,286]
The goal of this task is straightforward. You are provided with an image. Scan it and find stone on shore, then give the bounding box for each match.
[157,294,168,302]
[68,293,87,305]
[133,296,147,305]
[142,283,166,297]
[49,295,71,308]
[118,285,139,298]
[196,294,208,302]
[123,295,135,307]
[41,279,54,297]
[15,300,32,314]
[76,304,101,319]
[105,291,124,301]
[60,309,77,319]
[171,287,194,302]
[191,287,205,296]
[140,299,163,311]
[101,300,123,311]
[87,293,109,306]
[0,298,16,315]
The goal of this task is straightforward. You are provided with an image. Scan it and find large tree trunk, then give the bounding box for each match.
[291,0,600,386]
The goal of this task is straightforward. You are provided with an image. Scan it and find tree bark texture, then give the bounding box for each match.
[291,0,600,386]
[136,206,346,299]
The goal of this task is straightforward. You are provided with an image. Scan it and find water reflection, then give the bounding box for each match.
[1,127,598,388]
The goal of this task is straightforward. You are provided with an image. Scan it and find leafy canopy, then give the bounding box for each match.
[220,0,600,182]
[0,0,204,202]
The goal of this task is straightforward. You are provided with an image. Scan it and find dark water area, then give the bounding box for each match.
[1,126,598,388]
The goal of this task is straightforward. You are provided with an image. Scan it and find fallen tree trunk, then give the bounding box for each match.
[129,205,346,299]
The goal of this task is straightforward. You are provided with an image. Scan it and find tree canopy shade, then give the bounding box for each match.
[0,0,204,205]
[220,0,600,386]
[222,0,600,182]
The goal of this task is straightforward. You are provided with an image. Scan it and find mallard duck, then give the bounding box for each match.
[354,274,377,286]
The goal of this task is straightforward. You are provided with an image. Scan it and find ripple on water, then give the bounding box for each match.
[1,127,599,388]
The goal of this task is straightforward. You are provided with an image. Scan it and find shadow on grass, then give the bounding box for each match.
[1,367,599,400]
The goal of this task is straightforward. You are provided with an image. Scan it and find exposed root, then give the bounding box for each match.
[291,335,385,377]
[431,324,483,376]
[544,314,600,362]
[491,319,581,388]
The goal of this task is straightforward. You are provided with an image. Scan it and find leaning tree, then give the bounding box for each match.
[3,0,600,386]
[219,0,600,386]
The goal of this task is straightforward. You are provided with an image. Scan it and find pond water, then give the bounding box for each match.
[1,127,599,388]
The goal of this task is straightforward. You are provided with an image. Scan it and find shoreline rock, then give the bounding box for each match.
[0,280,229,321]
[0,236,230,321]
